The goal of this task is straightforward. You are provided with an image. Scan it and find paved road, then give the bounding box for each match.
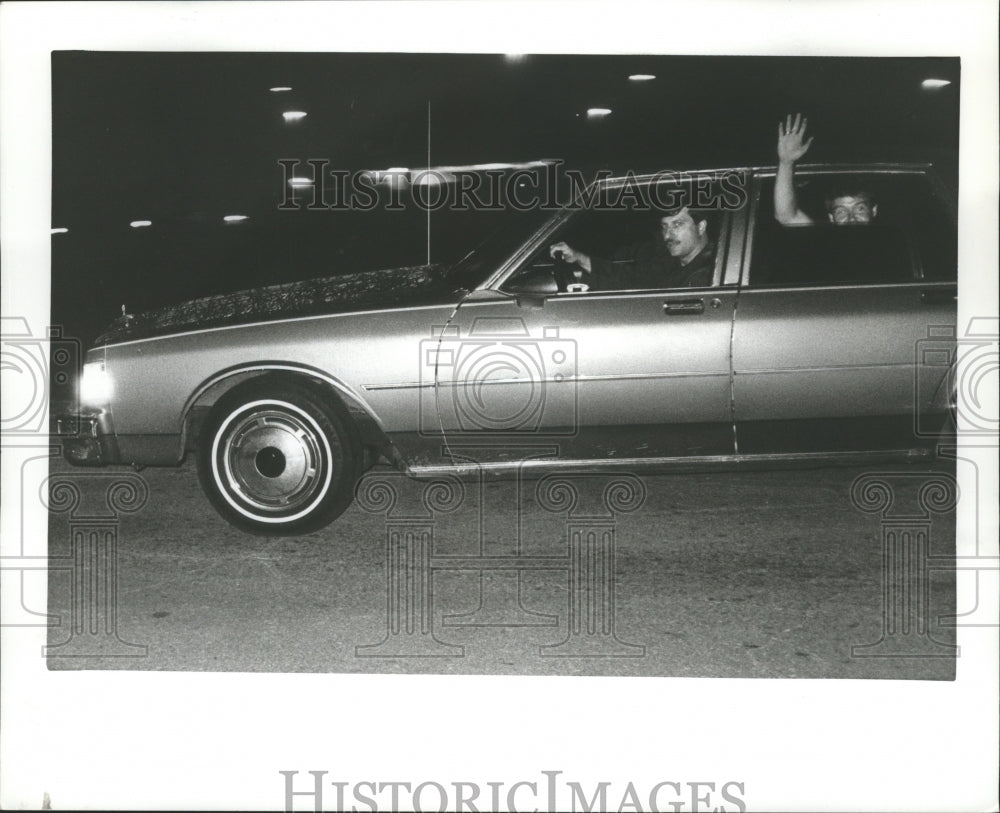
[46,457,957,678]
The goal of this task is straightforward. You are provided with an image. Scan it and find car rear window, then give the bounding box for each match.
[749,172,956,287]
[750,221,914,286]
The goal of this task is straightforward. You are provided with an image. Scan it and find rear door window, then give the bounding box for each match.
[748,172,956,286]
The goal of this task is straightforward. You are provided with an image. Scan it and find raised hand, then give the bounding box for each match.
[777,113,814,164]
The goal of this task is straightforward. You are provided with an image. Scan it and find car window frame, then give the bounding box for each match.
[487,172,747,297]
[743,165,954,290]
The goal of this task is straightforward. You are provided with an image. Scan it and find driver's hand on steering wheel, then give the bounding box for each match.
[548,242,592,273]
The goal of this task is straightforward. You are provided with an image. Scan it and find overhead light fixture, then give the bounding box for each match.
[628,74,656,81]
[365,161,558,185]
[223,215,248,223]
[288,177,315,186]
[410,159,555,174]
[586,108,612,118]
[129,220,152,228]
[412,170,457,186]
[363,168,410,188]
[270,86,292,92]
[465,162,518,171]
[50,227,69,234]
[282,111,308,122]
[921,78,951,89]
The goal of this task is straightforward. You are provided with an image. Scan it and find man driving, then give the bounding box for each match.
[548,205,716,291]
[775,113,879,226]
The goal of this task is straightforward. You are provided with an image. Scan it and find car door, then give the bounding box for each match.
[732,169,957,454]
[428,192,741,466]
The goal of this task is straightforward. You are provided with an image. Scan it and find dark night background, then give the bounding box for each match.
[51,52,959,353]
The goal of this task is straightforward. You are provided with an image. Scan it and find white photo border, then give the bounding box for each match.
[1,1,997,811]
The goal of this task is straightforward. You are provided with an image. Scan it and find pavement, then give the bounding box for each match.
[45,457,957,678]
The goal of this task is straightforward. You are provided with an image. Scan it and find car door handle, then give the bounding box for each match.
[663,298,705,315]
[920,288,956,305]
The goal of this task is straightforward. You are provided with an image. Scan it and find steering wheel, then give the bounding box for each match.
[551,250,579,293]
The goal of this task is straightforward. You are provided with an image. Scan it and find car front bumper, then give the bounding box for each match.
[56,410,121,466]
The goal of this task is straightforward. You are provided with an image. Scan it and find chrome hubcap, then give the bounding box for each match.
[221,408,327,512]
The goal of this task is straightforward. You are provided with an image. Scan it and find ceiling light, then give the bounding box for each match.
[50,227,68,234]
[412,170,456,186]
[223,215,248,223]
[270,86,292,92]
[411,159,555,174]
[129,220,152,228]
[628,74,656,81]
[921,78,951,89]
[288,177,314,186]
[282,111,308,122]
[586,108,612,118]
[371,168,410,188]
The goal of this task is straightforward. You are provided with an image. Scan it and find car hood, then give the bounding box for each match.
[93,263,454,346]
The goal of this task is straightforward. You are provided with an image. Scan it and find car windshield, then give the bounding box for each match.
[438,207,556,290]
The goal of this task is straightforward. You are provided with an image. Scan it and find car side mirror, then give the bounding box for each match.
[505,267,559,296]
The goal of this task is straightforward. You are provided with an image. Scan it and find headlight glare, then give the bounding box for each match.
[79,361,113,405]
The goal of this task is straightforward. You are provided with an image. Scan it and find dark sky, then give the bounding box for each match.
[51,52,959,345]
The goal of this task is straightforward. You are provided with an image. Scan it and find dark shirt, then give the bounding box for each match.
[586,239,716,291]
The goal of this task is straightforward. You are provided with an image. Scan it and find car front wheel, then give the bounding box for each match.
[197,380,361,535]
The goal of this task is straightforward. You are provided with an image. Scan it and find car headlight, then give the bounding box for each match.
[79,361,113,406]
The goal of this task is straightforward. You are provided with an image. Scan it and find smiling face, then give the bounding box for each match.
[659,208,708,263]
[827,193,878,224]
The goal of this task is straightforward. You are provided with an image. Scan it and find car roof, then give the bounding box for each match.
[592,162,935,184]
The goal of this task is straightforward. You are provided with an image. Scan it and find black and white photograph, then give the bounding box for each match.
[46,49,965,680]
[1,2,997,811]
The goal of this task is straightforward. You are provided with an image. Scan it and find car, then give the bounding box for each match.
[59,164,958,534]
